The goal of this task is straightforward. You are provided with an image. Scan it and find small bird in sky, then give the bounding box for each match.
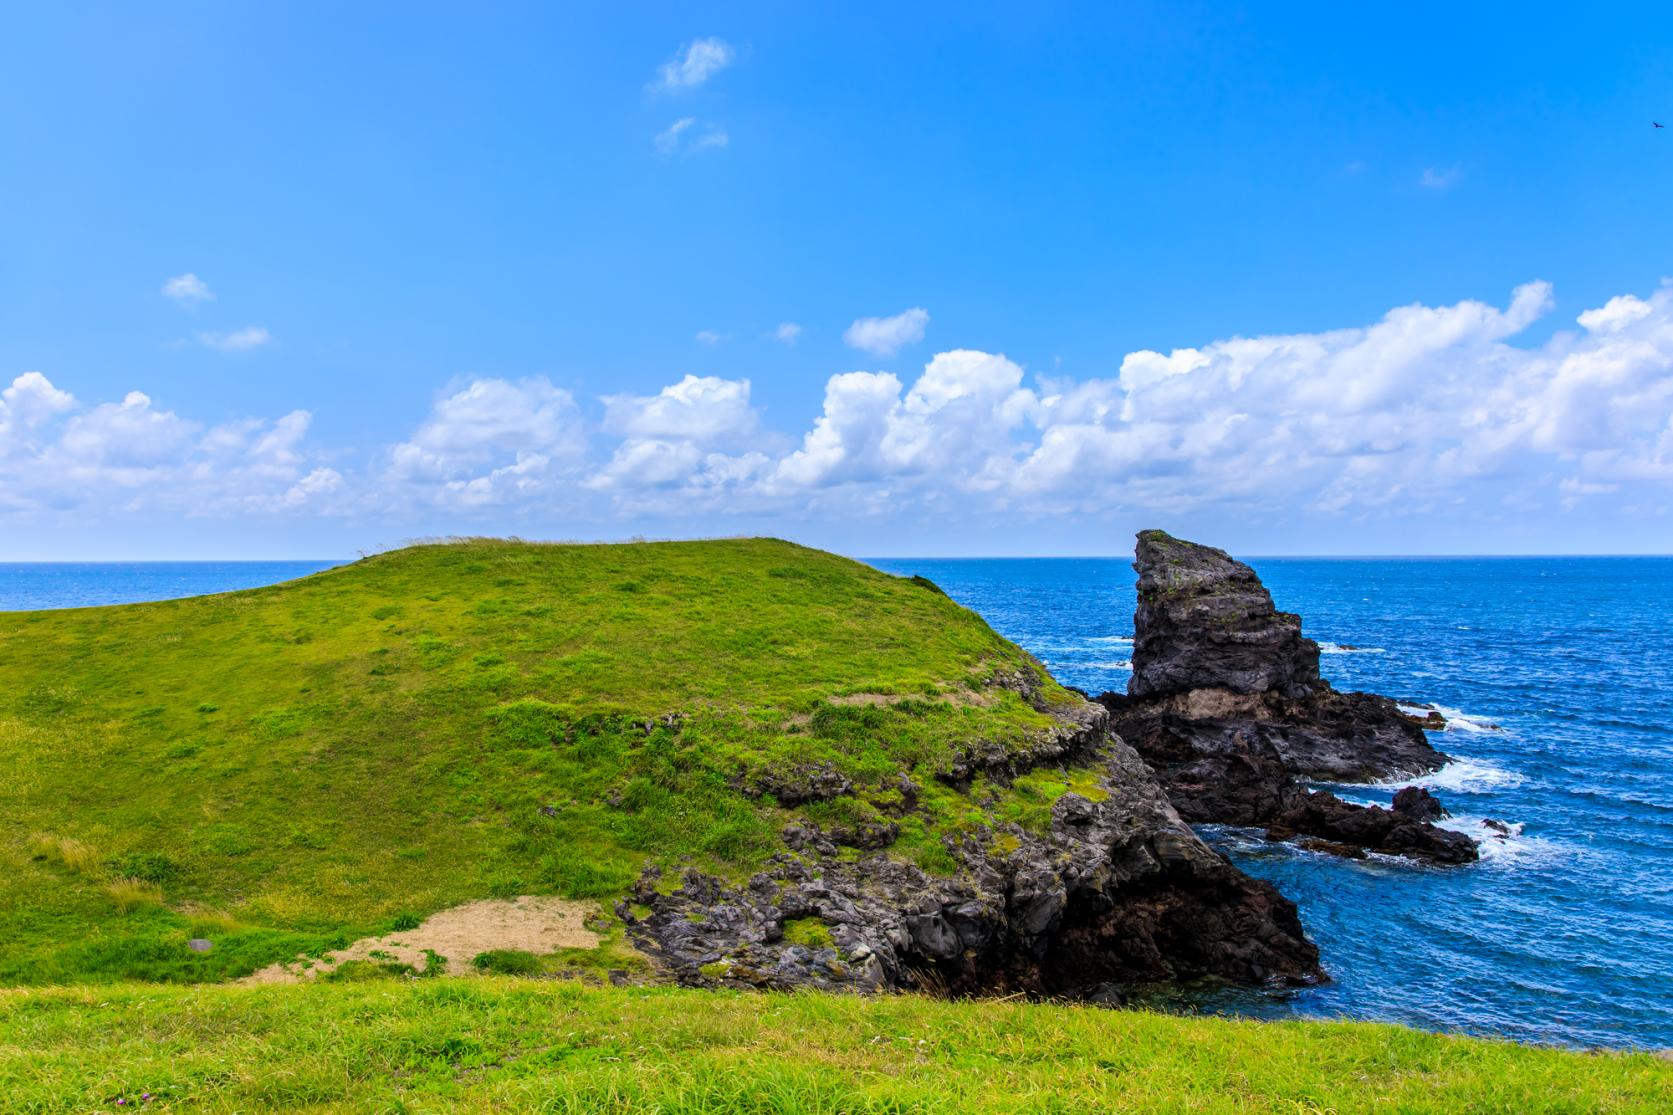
[1656,121,1666,128]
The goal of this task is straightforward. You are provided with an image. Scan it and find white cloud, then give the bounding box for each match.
[843,307,929,357]
[12,279,1673,536]
[0,372,77,451]
[774,371,904,488]
[695,330,722,345]
[587,438,705,491]
[774,322,803,345]
[0,372,336,515]
[690,127,729,152]
[652,37,735,92]
[1578,294,1652,334]
[655,117,695,154]
[582,280,1673,524]
[655,117,728,156]
[386,377,585,507]
[1420,166,1461,189]
[56,391,196,470]
[162,273,214,306]
[198,326,271,352]
[602,375,757,450]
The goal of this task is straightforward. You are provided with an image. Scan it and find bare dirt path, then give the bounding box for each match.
[243,895,599,984]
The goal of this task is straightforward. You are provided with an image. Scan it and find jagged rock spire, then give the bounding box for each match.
[1129,529,1322,700]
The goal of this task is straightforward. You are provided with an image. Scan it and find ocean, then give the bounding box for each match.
[3,555,1669,1049]
[870,555,1673,1050]
[0,561,344,611]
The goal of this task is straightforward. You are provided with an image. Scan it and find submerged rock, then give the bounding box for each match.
[1397,703,1449,731]
[1392,786,1446,822]
[1266,790,1477,865]
[1102,530,1476,865]
[624,699,1324,995]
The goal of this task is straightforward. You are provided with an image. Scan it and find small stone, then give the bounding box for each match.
[187,938,213,953]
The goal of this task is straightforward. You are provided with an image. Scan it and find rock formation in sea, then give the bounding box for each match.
[1100,530,1479,865]
[624,681,1325,995]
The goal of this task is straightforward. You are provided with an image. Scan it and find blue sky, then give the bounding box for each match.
[3,2,1673,558]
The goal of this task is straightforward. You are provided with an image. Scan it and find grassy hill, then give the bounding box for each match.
[0,538,1075,984]
[3,537,1669,1109]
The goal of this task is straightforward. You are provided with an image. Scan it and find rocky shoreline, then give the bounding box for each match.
[1100,531,1478,865]
[625,529,1480,998]
[624,694,1324,998]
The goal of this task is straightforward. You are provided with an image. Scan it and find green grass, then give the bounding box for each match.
[0,538,1071,984]
[1,537,1663,1104]
[0,981,1667,1113]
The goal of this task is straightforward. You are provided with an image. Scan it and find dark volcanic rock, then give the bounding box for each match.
[1101,530,1475,865]
[1130,530,1322,701]
[739,762,854,806]
[624,723,1324,995]
[1266,790,1478,865]
[1393,786,1446,822]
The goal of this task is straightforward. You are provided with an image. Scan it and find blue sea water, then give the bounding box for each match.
[0,561,344,611]
[870,556,1673,1050]
[2,555,1669,1049]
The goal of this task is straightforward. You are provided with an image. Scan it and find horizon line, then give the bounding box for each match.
[5,551,1673,564]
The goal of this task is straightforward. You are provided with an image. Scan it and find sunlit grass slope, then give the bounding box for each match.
[0,538,1075,983]
[3,982,1668,1113]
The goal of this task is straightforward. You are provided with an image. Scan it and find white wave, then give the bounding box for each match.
[1438,815,1562,867]
[1429,704,1503,733]
[1395,702,1503,733]
[1317,641,1386,655]
[1364,756,1525,794]
[1087,635,1134,645]
[1087,660,1134,671]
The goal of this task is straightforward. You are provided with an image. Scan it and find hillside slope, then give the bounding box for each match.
[0,538,1312,990]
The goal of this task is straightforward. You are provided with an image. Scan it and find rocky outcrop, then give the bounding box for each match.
[1129,530,1322,701]
[624,705,1324,996]
[1101,531,1476,864]
[1266,791,1478,865]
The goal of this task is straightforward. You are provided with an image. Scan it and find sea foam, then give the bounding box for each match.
[1374,757,1527,794]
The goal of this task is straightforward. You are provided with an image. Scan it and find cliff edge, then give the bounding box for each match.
[1102,531,1478,865]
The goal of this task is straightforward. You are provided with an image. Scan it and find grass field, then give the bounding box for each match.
[6,537,1664,1111]
[0,538,1073,984]
[2,981,1668,1113]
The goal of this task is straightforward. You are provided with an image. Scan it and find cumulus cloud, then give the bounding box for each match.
[773,322,803,345]
[386,377,586,508]
[0,372,336,515]
[11,280,1673,535]
[603,375,756,443]
[0,371,77,449]
[198,326,271,352]
[652,37,735,92]
[1578,295,1652,334]
[580,281,1673,524]
[843,307,929,357]
[591,376,760,496]
[695,329,722,345]
[162,273,213,305]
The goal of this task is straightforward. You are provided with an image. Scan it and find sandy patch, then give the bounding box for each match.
[243,895,599,984]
